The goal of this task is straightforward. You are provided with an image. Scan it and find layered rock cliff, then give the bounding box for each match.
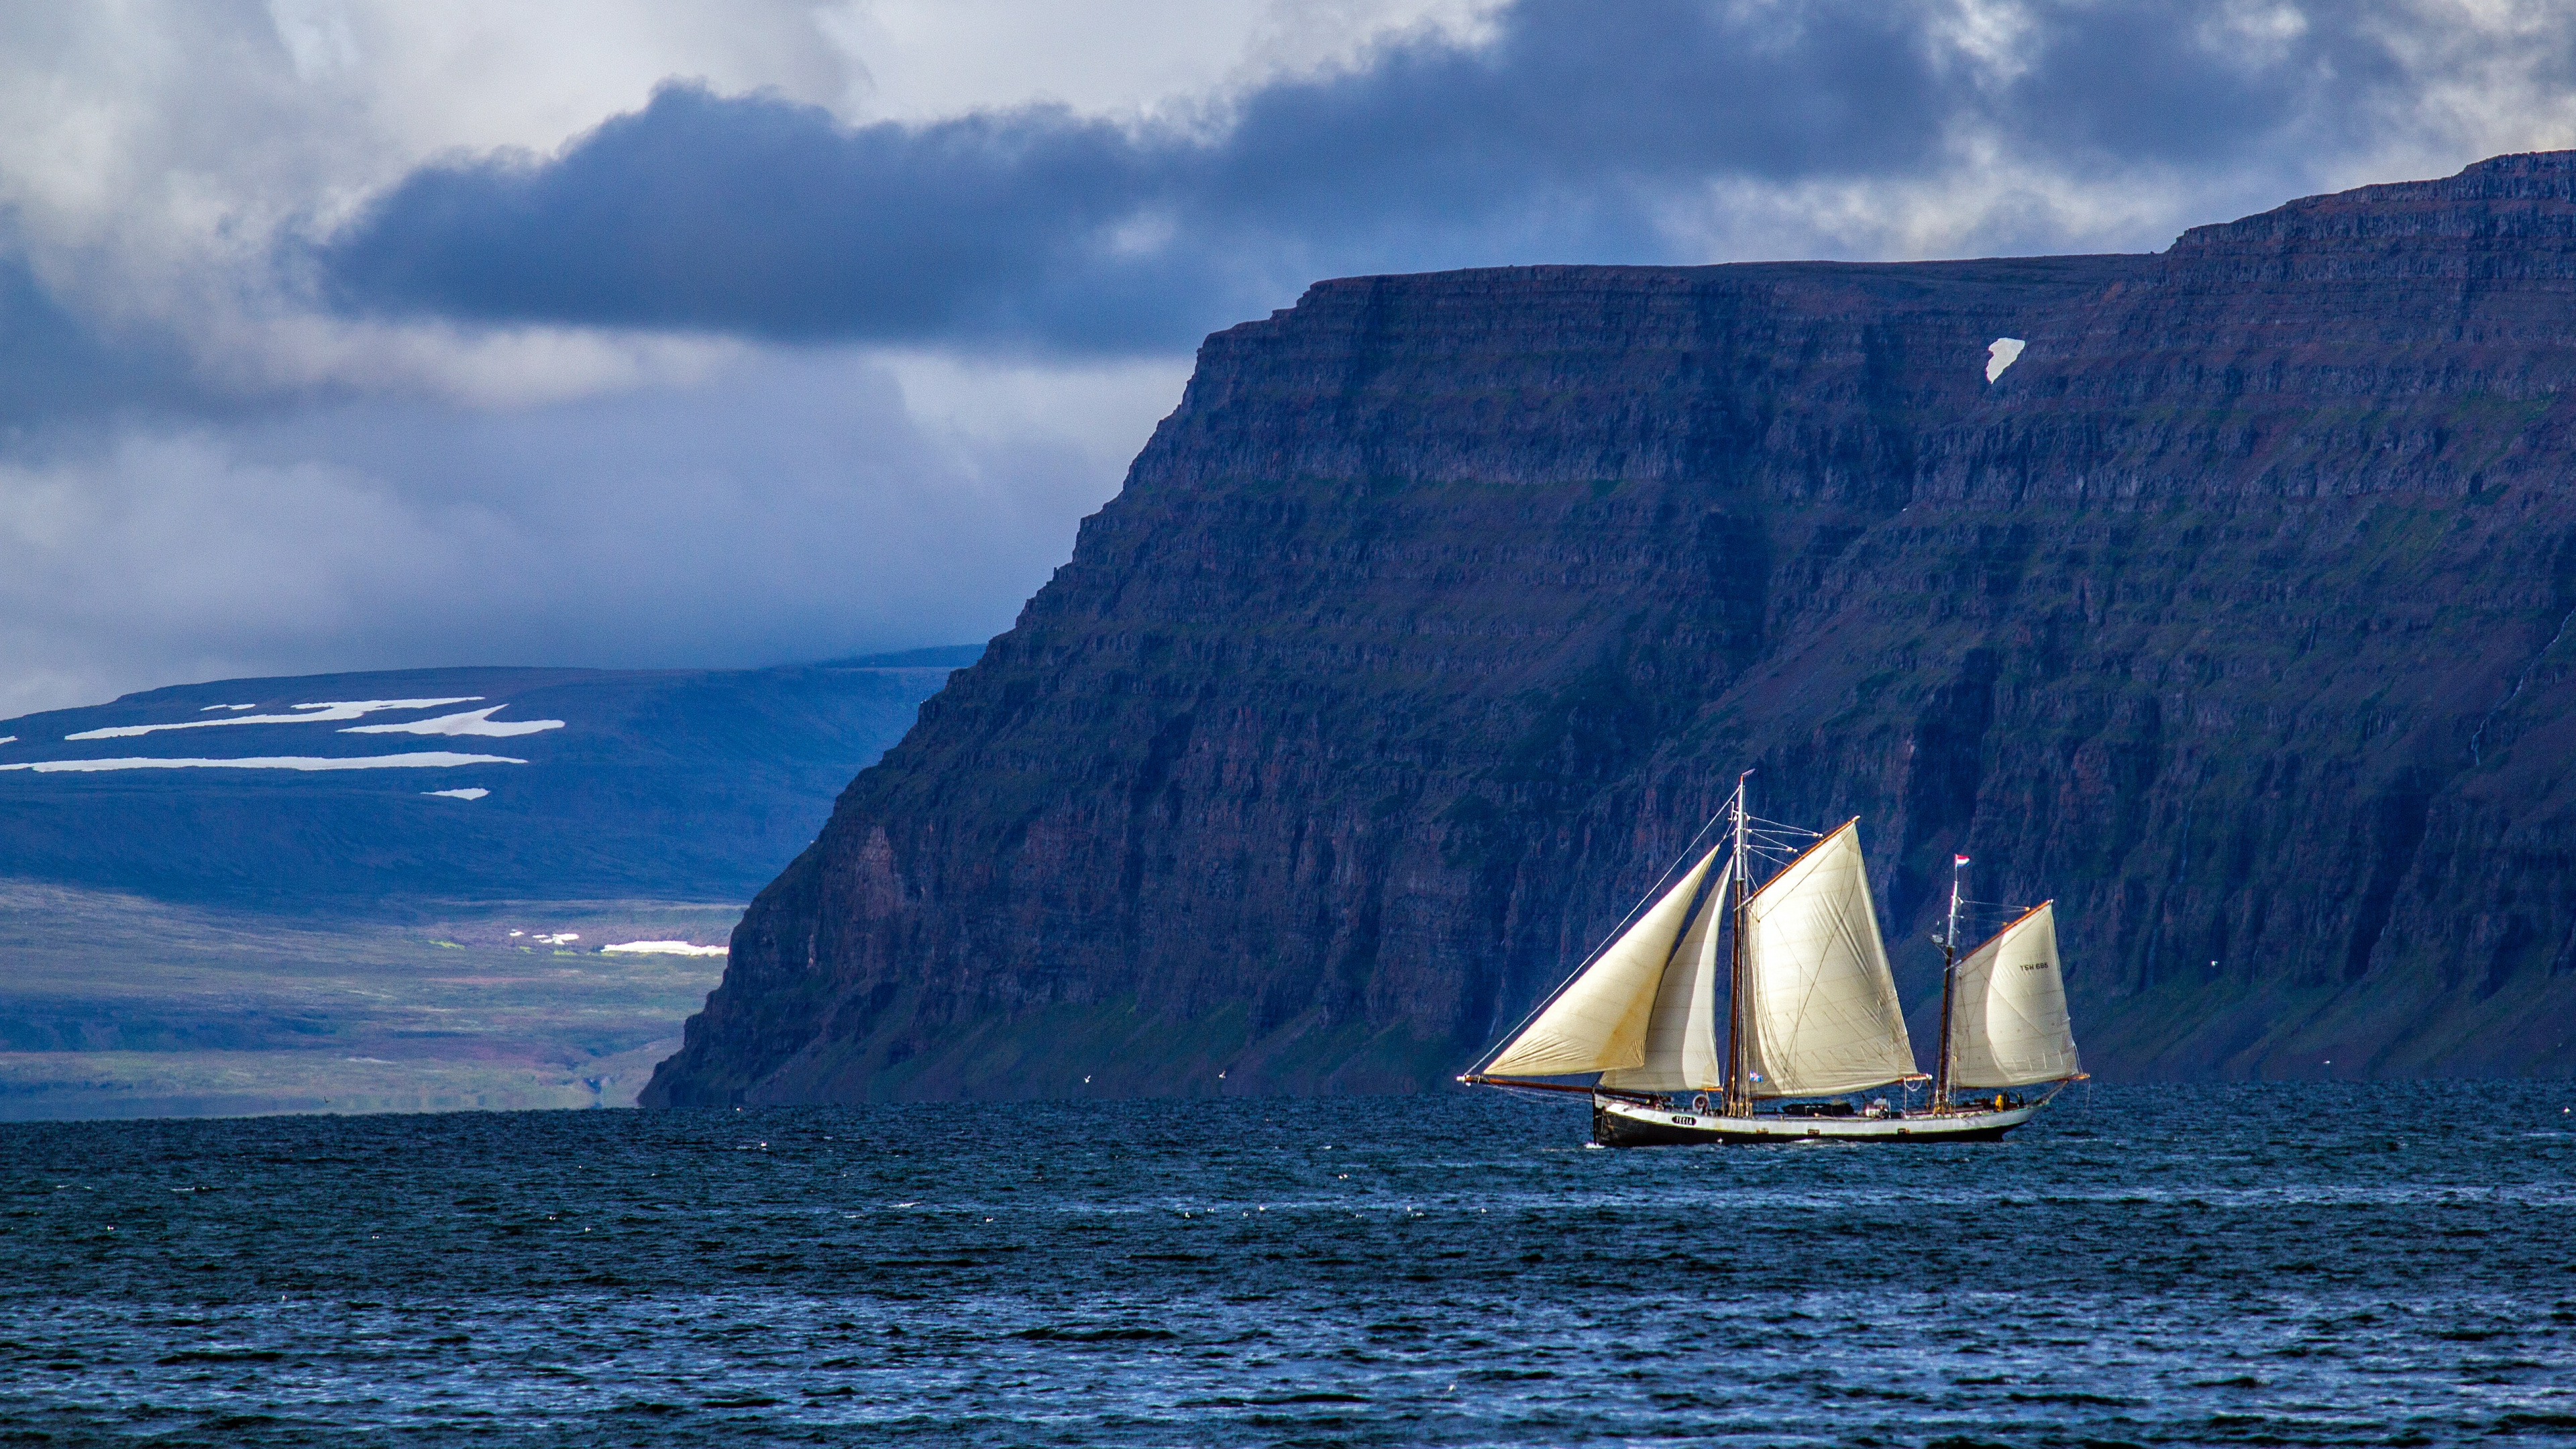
[645,153,2576,1104]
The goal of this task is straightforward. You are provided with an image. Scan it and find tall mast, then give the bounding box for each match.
[1723,771,1752,1118]
[1931,853,1965,1116]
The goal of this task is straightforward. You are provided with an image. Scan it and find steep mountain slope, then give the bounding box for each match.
[646,154,2576,1106]
[0,648,978,907]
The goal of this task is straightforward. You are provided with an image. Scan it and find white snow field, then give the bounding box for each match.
[601,941,729,956]
[425,788,491,800]
[345,706,564,738]
[0,737,13,745]
[199,704,258,712]
[1986,337,2027,382]
[0,753,527,772]
[67,698,482,741]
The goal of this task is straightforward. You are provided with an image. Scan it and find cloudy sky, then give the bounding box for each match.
[3,0,2571,715]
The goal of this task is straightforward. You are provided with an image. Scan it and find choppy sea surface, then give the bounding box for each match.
[3,1083,2572,1447]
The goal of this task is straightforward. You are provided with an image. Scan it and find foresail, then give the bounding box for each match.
[1600,857,1731,1091]
[1737,821,1919,1097]
[1947,902,2080,1088]
[1484,845,1723,1078]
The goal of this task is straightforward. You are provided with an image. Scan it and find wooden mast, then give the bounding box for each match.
[1722,771,1752,1118]
[1930,853,1965,1116]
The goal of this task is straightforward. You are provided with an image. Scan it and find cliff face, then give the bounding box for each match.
[645,154,2576,1105]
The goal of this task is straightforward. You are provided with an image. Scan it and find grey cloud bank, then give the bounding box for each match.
[314,0,2526,352]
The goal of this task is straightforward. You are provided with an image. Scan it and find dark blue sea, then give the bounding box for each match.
[3,1083,2571,1446]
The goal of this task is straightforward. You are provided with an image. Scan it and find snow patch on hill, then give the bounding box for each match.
[602,941,728,956]
[1,752,526,773]
[68,698,482,741]
[425,788,490,800]
[346,706,564,738]
[1986,337,2026,382]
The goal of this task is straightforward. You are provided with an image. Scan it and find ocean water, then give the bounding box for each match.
[2,1083,2571,1447]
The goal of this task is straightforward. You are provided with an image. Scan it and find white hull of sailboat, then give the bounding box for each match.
[1592,1095,2045,1146]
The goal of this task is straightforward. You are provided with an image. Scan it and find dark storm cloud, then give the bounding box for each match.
[0,243,201,430]
[319,0,2514,352]
[320,89,1163,341]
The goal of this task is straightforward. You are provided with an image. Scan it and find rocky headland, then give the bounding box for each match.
[645,153,2576,1104]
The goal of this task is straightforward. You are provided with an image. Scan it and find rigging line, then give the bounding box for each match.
[1744,810,1819,825]
[1464,806,1729,1075]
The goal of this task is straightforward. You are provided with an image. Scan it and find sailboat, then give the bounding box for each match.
[1459,773,2082,1144]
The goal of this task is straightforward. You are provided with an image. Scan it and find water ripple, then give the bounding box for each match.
[1,1083,2571,1445]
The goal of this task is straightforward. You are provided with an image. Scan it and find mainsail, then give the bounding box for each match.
[1945,902,2080,1088]
[1483,845,1725,1079]
[1735,821,1918,1097]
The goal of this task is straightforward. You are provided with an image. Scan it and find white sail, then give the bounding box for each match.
[1600,857,1731,1091]
[1484,845,1723,1077]
[1947,902,2080,1088]
[1737,821,1918,1097]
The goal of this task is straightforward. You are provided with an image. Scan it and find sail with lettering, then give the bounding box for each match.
[1944,902,2080,1089]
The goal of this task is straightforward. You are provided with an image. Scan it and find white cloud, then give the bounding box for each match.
[0,345,1167,715]
[828,0,1500,123]
[0,1,1487,413]
[0,1,1367,714]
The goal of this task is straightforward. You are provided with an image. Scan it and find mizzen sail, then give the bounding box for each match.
[1736,820,1918,1097]
[1483,845,1723,1078]
[1945,902,2080,1088]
